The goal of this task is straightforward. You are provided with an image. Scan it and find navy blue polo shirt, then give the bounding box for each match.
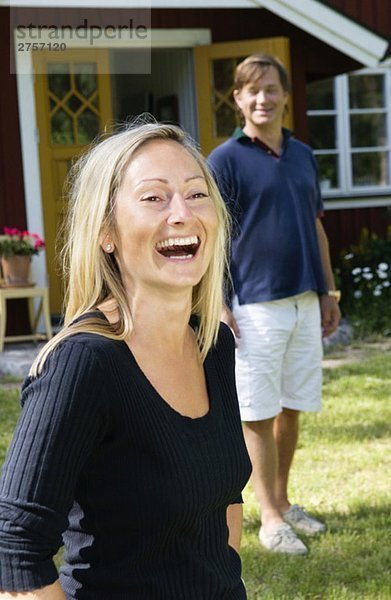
[208,128,327,304]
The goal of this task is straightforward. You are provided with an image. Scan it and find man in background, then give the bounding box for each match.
[208,53,341,555]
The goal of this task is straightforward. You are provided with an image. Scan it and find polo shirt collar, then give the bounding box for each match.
[233,127,292,156]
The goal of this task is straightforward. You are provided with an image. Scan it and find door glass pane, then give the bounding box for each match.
[51,109,74,144]
[212,57,244,138]
[308,115,336,149]
[47,61,101,146]
[48,63,70,99]
[317,154,339,189]
[350,114,386,147]
[75,64,98,98]
[214,97,237,137]
[351,151,388,186]
[349,74,385,109]
[213,57,243,94]
[307,78,334,110]
[67,94,83,113]
[77,109,100,144]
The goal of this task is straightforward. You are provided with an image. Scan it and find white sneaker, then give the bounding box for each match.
[283,504,326,536]
[259,523,308,555]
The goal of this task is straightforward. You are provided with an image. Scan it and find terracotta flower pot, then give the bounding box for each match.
[1,255,32,286]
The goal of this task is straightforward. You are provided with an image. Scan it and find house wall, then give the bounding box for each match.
[0,8,31,335]
[311,0,391,250]
[323,206,391,261]
[0,9,26,229]
[0,5,390,327]
[4,5,366,148]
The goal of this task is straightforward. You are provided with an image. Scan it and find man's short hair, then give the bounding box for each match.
[234,53,291,93]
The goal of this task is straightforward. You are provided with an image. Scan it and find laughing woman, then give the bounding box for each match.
[0,122,251,600]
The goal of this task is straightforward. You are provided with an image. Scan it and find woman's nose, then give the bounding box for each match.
[167,194,193,224]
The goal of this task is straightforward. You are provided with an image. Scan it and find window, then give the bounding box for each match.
[306,67,391,196]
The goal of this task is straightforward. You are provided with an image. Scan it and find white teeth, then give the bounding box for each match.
[156,236,198,249]
[168,254,193,260]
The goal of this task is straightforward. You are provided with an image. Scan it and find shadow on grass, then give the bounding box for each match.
[323,359,390,383]
[304,419,390,443]
[241,503,390,599]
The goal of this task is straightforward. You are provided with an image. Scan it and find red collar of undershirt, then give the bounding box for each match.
[251,136,280,158]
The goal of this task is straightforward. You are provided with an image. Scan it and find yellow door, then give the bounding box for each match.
[33,49,112,314]
[194,37,293,155]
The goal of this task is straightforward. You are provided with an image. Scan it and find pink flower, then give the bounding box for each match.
[1,226,45,256]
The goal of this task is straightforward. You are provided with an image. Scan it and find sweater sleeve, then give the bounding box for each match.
[0,339,109,592]
[217,323,249,505]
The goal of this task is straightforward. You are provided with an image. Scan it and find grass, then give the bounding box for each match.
[241,345,391,599]
[0,344,390,599]
[0,382,20,464]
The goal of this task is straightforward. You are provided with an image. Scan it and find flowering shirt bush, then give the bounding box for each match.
[0,227,45,257]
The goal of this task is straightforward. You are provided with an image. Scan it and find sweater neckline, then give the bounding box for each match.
[122,339,221,430]
[80,309,221,429]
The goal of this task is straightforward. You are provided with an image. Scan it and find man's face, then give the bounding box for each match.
[233,65,288,132]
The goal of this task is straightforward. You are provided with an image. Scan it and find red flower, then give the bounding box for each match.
[0,226,45,257]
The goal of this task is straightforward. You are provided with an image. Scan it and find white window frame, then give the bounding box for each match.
[307,64,391,207]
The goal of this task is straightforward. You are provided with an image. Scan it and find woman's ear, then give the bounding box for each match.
[101,234,115,254]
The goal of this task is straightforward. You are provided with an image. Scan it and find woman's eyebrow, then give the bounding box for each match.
[137,175,206,184]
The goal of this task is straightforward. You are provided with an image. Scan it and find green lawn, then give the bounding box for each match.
[0,344,390,599]
[0,383,20,464]
[241,345,391,599]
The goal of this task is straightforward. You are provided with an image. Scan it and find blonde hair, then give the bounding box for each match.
[30,121,231,376]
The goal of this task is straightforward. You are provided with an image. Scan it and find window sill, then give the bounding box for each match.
[324,194,391,210]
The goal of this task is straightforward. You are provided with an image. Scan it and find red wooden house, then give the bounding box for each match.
[0,0,390,323]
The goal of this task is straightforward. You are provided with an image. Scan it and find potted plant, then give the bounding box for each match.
[0,226,45,286]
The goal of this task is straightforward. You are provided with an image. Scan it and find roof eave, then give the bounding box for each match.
[6,0,389,66]
[253,0,388,67]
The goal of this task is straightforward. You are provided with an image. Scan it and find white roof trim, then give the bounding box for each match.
[253,0,388,67]
[6,0,389,66]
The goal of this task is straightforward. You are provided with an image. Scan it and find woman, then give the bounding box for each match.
[0,122,252,599]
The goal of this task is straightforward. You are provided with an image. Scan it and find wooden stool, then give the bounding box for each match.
[0,286,53,352]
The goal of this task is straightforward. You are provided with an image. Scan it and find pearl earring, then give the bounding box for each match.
[106,243,113,252]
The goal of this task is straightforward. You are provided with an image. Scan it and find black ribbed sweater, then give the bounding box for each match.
[0,320,251,599]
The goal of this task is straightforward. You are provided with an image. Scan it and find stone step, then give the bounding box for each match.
[0,343,44,380]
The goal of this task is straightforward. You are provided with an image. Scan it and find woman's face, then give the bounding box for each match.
[108,139,219,298]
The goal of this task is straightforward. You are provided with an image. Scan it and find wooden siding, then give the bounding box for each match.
[0,9,26,229]
[0,8,31,335]
[323,206,391,261]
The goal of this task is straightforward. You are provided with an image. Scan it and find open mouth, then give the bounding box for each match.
[155,235,201,260]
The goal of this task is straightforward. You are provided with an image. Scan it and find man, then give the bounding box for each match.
[208,54,341,555]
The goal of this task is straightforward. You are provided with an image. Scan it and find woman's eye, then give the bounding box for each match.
[190,192,208,199]
[142,196,161,203]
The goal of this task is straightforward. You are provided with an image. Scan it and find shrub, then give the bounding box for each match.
[335,227,391,338]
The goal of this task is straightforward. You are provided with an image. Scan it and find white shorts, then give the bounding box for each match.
[233,291,323,421]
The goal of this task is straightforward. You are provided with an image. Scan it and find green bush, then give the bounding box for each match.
[335,227,391,338]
